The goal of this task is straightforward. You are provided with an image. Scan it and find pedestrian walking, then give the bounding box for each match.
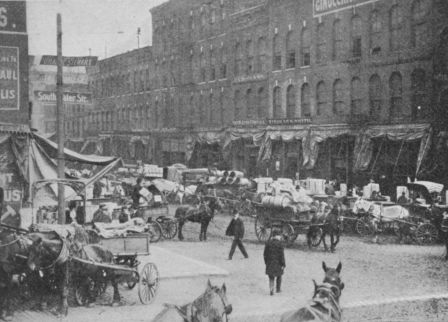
[263,230,285,295]
[225,209,248,260]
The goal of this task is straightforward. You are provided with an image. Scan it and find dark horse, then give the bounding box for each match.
[307,200,345,252]
[26,231,122,315]
[280,262,344,322]
[175,197,221,241]
[0,228,31,320]
[152,280,232,322]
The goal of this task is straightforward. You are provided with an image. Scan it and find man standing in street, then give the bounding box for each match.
[225,209,249,260]
[263,230,285,295]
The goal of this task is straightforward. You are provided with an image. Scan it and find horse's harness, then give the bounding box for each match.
[38,237,70,270]
[306,283,342,322]
[172,286,230,322]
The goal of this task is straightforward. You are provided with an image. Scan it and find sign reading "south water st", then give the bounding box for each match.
[313,0,379,17]
[34,91,92,104]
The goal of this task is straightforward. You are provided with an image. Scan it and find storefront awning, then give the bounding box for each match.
[353,123,432,176]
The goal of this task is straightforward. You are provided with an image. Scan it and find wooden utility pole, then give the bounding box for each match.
[56,13,65,224]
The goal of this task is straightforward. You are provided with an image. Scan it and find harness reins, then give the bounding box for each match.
[306,283,342,322]
[38,238,70,270]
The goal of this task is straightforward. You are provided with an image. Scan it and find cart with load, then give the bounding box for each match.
[72,232,159,306]
[253,195,318,246]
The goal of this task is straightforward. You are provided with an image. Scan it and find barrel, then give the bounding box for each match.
[261,195,291,208]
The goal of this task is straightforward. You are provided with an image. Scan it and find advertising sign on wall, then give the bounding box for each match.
[0,1,27,33]
[313,0,379,17]
[0,46,19,110]
[40,55,98,67]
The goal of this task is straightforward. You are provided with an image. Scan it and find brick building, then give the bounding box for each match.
[83,0,448,189]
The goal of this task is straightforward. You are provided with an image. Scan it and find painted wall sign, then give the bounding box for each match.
[267,118,312,125]
[0,1,27,34]
[40,55,98,67]
[313,0,379,17]
[0,46,19,110]
[34,90,92,104]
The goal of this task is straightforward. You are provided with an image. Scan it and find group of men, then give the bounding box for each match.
[225,209,285,295]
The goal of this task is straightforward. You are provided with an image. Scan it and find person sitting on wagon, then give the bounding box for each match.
[92,204,112,223]
[397,192,409,204]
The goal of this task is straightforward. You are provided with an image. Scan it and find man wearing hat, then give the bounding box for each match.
[92,204,112,223]
[225,209,248,260]
[263,230,285,295]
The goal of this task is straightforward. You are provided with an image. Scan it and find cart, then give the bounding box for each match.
[72,233,159,305]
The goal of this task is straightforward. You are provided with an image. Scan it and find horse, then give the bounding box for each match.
[440,210,448,259]
[280,262,344,322]
[0,229,31,320]
[152,280,232,322]
[175,197,222,241]
[26,230,121,315]
[307,202,343,252]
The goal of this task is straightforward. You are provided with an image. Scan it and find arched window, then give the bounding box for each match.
[389,72,403,117]
[286,85,296,118]
[189,95,195,126]
[209,93,214,124]
[351,77,363,115]
[210,49,216,80]
[333,19,343,60]
[273,34,281,70]
[316,81,327,116]
[246,88,253,119]
[316,23,326,63]
[370,11,382,54]
[234,90,241,119]
[286,31,296,68]
[411,0,429,48]
[257,37,266,72]
[220,46,227,79]
[199,94,205,124]
[219,93,224,124]
[154,100,159,128]
[258,87,266,118]
[301,28,311,66]
[333,79,345,115]
[411,69,426,119]
[273,86,282,118]
[234,42,242,76]
[246,39,254,74]
[301,83,311,117]
[200,51,206,82]
[200,11,206,32]
[390,5,403,51]
[351,16,362,57]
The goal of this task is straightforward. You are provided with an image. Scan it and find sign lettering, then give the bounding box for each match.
[0,1,26,33]
[267,118,312,126]
[34,91,92,104]
[313,0,379,17]
[0,46,19,110]
[40,55,98,67]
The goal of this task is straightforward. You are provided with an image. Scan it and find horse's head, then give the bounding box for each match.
[192,280,232,321]
[322,261,344,291]
[312,279,343,305]
[26,235,47,271]
[26,233,66,271]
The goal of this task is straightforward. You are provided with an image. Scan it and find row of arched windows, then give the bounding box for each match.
[271,0,430,69]
[271,69,428,120]
[234,87,267,120]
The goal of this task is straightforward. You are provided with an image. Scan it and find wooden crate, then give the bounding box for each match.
[99,234,150,256]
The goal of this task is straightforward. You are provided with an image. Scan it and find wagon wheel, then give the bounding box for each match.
[161,219,178,239]
[138,263,159,304]
[127,270,140,290]
[281,223,296,246]
[309,226,323,247]
[355,217,374,236]
[415,223,438,245]
[146,222,162,243]
[255,214,272,242]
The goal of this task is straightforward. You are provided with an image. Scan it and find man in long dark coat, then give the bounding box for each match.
[225,209,248,260]
[263,230,285,295]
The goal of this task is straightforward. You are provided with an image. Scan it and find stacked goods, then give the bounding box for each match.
[305,178,326,195]
[261,195,292,208]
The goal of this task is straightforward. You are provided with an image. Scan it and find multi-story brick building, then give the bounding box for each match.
[83,0,448,189]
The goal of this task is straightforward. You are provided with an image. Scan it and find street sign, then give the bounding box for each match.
[0,46,19,110]
[34,90,92,104]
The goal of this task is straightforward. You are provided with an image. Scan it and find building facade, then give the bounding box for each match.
[82,0,448,188]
